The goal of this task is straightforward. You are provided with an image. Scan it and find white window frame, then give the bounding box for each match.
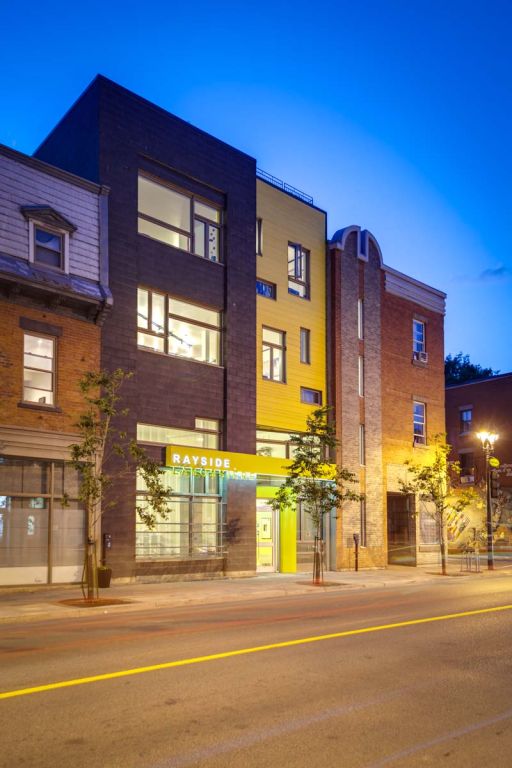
[358,355,364,397]
[357,298,364,340]
[413,319,426,355]
[413,401,426,445]
[23,332,56,406]
[28,220,70,273]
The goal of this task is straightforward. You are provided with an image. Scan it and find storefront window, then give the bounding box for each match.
[135,469,225,560]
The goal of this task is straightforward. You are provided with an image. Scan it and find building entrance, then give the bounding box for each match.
[256,500,277,571]
[387,493,416,566]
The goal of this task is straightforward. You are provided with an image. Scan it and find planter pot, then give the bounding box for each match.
[97,567,112,588]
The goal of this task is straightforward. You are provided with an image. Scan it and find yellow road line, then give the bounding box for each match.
[2,603,511,701]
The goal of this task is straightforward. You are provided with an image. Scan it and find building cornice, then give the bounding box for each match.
[384,265,446,315]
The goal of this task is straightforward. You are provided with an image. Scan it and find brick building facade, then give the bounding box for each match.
[0,144,110,585]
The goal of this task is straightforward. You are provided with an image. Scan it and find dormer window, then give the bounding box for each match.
[21,205,75,273]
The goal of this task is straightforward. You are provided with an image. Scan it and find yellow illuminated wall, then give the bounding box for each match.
[256,179,327,432]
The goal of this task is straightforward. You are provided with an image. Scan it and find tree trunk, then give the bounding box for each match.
[439,522,448,576]
[313,525,323,585]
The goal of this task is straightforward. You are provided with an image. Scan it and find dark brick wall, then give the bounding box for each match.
[35,76,257,578]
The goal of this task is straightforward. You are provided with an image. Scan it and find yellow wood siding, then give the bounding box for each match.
[256,180,327,432]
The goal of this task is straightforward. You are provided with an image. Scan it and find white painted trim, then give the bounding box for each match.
[384,265,446,314]
[28,218,70,274]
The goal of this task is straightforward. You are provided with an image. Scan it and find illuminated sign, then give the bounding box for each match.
[165,446,292,476]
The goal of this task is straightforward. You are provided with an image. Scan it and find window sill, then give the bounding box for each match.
[262,377,287,384]
[18,402,62,413]
[138,233,224,266]
[137,346,224,368]
[411,359,428,368]
[413,440,428,449]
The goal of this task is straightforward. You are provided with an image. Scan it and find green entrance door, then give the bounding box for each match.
[256,501,277,571]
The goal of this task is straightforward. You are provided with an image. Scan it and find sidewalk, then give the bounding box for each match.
[0,564,502,624]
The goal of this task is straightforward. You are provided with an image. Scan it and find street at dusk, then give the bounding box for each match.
[2,573,512,767]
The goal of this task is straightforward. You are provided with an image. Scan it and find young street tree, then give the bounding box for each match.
[69,369,170,600]
[398,437,476,575]
[271,407,362,585]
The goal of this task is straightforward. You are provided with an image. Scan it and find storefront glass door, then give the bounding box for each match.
[256,500,277,572]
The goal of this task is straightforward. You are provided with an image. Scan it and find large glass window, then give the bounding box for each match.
[288,242,310,298]
[138,174,221,262]
[136,469,225,560]
[23,334,55,406]
[413,401,426,445]
[137,419,220,449]
[137,288,221,365]
[262,327,285,382]
[256,430,296,459]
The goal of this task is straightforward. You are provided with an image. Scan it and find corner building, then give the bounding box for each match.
[36,76,258,580]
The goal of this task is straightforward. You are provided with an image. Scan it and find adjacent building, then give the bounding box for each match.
[329,226,446,569]
[446,373,512,545]
[0,144,110,585]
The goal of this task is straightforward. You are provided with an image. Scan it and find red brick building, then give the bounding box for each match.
[446,373,512,545]
[329,226,446,568]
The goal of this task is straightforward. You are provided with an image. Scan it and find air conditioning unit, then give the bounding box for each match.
[413,351,428,363]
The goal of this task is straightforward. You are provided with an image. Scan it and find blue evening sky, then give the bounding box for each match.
[1,0,510,371]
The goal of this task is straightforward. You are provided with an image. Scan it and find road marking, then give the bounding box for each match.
[1,603,511,701]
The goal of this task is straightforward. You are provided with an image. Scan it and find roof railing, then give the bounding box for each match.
[256,168,313,205]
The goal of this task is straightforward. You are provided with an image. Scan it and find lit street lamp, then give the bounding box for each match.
[476,431,499,570]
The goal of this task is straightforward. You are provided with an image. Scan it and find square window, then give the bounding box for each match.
[138,173,222,262]
[301,387,322,405]
[256,279,276,299]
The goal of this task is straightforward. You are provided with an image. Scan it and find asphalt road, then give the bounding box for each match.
[2,576,512,768]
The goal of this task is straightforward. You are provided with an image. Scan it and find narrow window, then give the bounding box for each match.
[256,218,263,255]
[300,328,311,364]
[359,424,366,465]
[358,356,364,397]
[413,319,426,360]
[460,408,472,434]
[357,298,364,340]
[360,499,367,547]
[301,387,322,405]
[34,227,63,269]
[262,327,286,382]
[23,333,55,405]
[288,242,310,298]
[413,401,426,445]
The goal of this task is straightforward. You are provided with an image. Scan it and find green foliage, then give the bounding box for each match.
[399,436,477,573]
[69,369,171,538]
[271,407,362,536]
[445,352,498,386]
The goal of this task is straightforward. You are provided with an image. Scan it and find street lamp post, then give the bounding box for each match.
[476,431,499,571]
